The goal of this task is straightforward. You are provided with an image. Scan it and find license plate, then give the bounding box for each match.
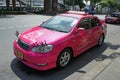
[16,50,24,59]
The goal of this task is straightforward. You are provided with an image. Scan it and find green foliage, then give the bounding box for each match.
[100,0,120,11]
[33,10,45,14]
[0,11,27,15]
[65,0,72,5]
[64,0,85,10]
[76,0,85,10]
[85,0,120,13]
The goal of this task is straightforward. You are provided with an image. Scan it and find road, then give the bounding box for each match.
[0,14,120,80]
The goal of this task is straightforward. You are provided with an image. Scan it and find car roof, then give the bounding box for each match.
[59,11,92,19]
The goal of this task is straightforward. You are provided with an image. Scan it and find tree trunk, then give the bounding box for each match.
[12,0,16,10]
[53,0,58,11]
[44,0,50,12]
[30,0,32,8]
[79,4,81,11]
[71,0,74,10]
[19,2,22,11]
[6,0,10,10]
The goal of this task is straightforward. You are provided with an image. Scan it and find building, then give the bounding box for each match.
[0,0,62,12]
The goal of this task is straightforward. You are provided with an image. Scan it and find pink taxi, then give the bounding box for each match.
[13,11,107,70]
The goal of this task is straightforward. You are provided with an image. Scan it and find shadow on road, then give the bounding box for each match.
[95,52,120,61]
[95,42,120,61]
[107,23,120,26]
[10,42,120,80]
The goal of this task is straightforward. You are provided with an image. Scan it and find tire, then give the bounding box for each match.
[97,34,104,47]
[57,49,72,69]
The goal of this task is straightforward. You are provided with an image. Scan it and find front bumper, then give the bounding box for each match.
[13,41,58,70]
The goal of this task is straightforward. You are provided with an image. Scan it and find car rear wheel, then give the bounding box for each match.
[98,34,104,46]
[57,49,72,69]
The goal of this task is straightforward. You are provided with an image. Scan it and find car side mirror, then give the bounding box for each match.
[41,21,45,24]
[75,28,85,34]
[15,31,20,37]
[78,28,85,31]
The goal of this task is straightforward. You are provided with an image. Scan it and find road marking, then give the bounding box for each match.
[0,24,38,30]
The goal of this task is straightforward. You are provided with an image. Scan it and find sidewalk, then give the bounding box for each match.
[80,48,120,80]
[95,48,120,80]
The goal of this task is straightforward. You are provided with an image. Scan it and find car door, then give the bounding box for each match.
[90,17,102,45]
[74,17,93,55]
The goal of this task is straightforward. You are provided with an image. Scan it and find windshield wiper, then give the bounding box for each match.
[55,29,68,33]
[41,26,54,30]
[41,26,68,33]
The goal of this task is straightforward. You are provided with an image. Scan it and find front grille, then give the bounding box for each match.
[18,39,30,50]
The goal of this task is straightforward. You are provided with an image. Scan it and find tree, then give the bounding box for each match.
[90,0,101,7]
[65,0,72,5]
[89,0,102,13]
[76,0,85,11]
[100,0,120,12]
[12,0,16,10]
[63,0,65,5]
[65,0,85,11]
[6,0,10,10]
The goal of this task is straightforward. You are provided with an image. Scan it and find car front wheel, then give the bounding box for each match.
[57,49,72,69]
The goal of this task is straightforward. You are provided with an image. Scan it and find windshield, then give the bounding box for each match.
[40,15,78,33]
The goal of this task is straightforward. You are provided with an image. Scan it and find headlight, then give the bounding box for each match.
[32,45,53,53]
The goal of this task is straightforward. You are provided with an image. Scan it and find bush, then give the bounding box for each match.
[33,10,45,14]
[0,11,27,15]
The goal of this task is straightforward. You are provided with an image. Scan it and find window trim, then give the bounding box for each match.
[77,17,92,30]
[91,17,101,28]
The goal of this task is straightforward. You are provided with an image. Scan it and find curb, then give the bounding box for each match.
[79,59,112,80]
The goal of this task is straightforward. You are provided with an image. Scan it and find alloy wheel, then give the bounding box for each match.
[57,49,72,68]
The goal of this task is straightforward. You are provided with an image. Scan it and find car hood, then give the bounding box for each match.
[20,26,67,45]
[106,17,118,19]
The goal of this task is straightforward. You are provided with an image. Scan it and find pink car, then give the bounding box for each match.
[105,12,120,24]
[13,11,107,70]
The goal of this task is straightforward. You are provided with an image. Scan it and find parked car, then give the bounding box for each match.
[13,11,107,70]
[105,12,120,24]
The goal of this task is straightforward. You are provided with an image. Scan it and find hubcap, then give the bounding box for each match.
[60,52,70,67]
